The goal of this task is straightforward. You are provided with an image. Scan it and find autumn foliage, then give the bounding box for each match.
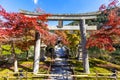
[0,5,56,46]
[54,30,69,45]
[86,0,120,51]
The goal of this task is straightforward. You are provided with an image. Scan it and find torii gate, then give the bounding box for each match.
[20,11,100,74]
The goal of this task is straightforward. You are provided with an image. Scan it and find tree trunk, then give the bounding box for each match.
[40,47,45,61]
[14,56,18,72]
[26,50,29,61]
[40,42,47,61]
[11,41,18,72]
[0,44,2,55]
[79,19,90,74]
[33,31,41,74]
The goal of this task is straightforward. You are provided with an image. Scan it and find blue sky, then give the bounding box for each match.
[0,0,110,14]
[0,0,114,26]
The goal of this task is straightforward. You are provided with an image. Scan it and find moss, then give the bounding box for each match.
[90,58,107,65]
[1,57,120,79]
[0,69,13,73]
[69,58,120,77]
[90,67,111,73]
[0,60,49,79]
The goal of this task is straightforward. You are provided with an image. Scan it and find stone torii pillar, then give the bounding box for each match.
[33,31,41,74]
[79,19,90,74]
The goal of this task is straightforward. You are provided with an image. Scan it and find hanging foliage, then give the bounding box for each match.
[86,0,120,52]
[0,5,56,46]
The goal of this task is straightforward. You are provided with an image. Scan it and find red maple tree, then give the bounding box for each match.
[86,1,120,51]
[0,5,56,45]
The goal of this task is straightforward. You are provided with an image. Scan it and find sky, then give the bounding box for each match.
[0,0,117,26]
[0,0,111,14]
